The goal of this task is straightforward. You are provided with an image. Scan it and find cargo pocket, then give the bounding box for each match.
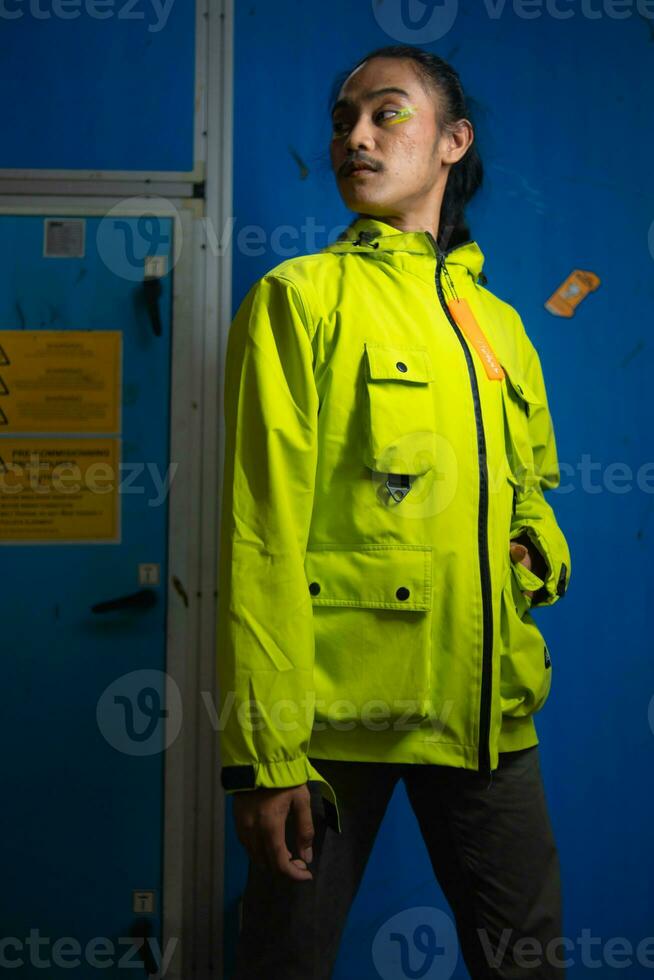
[304,545,433,725]
[499,360,542,492]
[363,343,436,475]
[500,558,552,718]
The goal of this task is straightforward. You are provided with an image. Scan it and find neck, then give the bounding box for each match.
[356,209,440,240]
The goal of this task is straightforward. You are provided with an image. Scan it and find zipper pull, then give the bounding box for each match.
[424,229,442,260]
[354,230,379,249]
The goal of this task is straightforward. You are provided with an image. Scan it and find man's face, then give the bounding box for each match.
[330,57,445,218]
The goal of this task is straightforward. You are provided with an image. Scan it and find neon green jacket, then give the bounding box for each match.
[217,216,571,832]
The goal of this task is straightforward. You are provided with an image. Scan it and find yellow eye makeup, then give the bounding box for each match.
[330,104,418,138]
[383,105,418,126]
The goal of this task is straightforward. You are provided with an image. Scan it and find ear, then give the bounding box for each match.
[441,119,474,166]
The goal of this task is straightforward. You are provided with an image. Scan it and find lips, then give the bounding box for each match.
[344,162,378,176]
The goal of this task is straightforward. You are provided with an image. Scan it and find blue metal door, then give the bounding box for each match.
[0,213,174,977]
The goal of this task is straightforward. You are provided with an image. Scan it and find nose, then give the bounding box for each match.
[343,114,375,153]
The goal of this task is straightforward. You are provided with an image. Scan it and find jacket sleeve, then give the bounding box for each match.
[509,328,571,608]
[216,273,333,800]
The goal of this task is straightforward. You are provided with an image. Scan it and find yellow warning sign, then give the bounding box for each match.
[0,330,121,433]
[0,439,120,542]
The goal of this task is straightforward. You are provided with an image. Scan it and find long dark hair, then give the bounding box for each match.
[329,45,483,251]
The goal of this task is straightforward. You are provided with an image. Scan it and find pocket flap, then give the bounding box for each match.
[365,345,434,384]
[500,360,542,414]
[304,546,432,610]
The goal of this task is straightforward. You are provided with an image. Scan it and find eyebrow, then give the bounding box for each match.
[331,87,412,116]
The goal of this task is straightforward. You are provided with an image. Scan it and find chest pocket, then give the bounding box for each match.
[363,343,436,476]
[499,360,542,491]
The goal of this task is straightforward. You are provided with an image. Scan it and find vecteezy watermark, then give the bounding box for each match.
[203,216,351,260]
[372,0,460,42]
[0,0,176,32]
[96,669,654,758]
[367,448,654,523]
[96,198,183,283]
[555,455,654,495]
[0,453,178,508]
[372,0,654,43]
[0,930,178,973]
[476,926,654,970]
[95,669,459,756]
[368,430,460,520]
[96,669,182,756]
[96,202,352,280]
[204,691,457,739]
[488,453,654,498]
[372,907,459,980]
[369,911,654,978]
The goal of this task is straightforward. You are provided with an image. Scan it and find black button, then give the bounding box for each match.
[396,587,410,600]
[556,562,567,597]
[309,581,321,596]
[396,361,408,373]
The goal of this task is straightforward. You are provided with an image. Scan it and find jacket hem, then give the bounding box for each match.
[307,713,539,769]
[308,724,480,768]
[497,713,539,752]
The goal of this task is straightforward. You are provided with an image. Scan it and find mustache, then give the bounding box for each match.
[339,156,381,176]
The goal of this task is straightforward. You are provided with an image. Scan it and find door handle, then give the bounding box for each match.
[143,276,162,337]
[128,916,159,975]
[91,588,157,614]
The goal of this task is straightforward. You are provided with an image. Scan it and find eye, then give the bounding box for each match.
[376,108,401,124]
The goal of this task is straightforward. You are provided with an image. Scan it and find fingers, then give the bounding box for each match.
[509,541,534,600]
[233,786,314,881]
[263,817,313,882]
[509,541,529,564]
[234,809,268,871]
[292,788,315,865]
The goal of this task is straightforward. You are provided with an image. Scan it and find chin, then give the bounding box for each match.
[341,189,388,212]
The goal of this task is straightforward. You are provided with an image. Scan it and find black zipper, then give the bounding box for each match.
[425,230,493,779]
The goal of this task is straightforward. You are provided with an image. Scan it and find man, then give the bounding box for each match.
[217,44,571,979]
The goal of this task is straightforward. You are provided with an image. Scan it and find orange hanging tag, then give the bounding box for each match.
[447,298,505,381]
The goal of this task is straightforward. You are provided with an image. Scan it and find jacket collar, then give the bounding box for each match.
[322,215,486,281]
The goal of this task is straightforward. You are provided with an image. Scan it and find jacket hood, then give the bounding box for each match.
[322,216,486,281]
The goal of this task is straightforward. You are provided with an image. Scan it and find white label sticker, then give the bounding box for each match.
[138,563,160,585]
[144,255,167,278]
[43,219,86,258]
[132,890,156,914]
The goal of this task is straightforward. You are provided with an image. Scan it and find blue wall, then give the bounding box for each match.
[0,0,196,172]
[229,2,654,977]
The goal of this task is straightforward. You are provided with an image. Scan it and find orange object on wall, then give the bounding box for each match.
[545,270,600,317]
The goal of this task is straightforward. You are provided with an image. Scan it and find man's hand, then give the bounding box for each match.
[510,540,535,598]
[232,783,315,881]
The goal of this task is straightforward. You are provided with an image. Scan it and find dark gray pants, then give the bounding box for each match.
[232,746,563,979]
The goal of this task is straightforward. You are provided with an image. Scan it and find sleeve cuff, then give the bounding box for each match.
[511,524,569,606]
[220,755,342,833]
